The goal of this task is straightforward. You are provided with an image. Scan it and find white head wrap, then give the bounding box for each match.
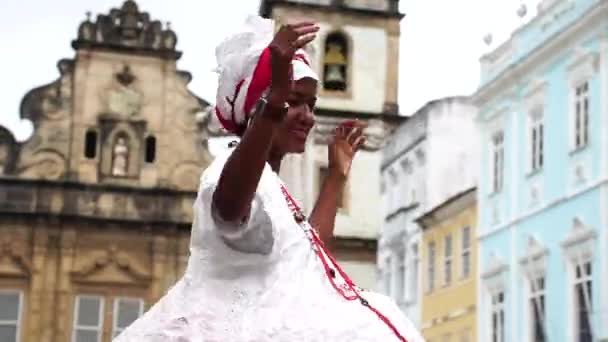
[214,15,319,135]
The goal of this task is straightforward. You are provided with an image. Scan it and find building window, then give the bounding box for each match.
[491,132,504,193]
[322,31,349,92]
[409,243,419,301]
[72,295,104,342]
[529,108,544,172]
[491,291,505,342]
[395,249,405,302]
[84,130,98,159]
[574,261,593,342]
[72,295,144,342]
[427,241,436,292]
[383,256,392,296]
[461,226,471,278]
[0,291,22,342]
[319,166,344,208]
[444,234,453,286]
[112,297,144,338]
[144,136,156,163]
[529,275,546,342]
[573,81,589,150]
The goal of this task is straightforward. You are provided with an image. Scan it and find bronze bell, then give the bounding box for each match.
[325,64,345,83]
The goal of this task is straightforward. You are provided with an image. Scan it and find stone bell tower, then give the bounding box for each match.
[259,0,406,290]
[0,1,213,341]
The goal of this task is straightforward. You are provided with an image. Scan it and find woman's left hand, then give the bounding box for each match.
[328,120,367,180]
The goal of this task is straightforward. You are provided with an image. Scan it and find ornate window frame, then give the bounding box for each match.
[523,78,547,175]
[481,253,509,342]
[561,217,597,341]
[519,236,549,342]
[567,47,599,153]
[485,111,506,196]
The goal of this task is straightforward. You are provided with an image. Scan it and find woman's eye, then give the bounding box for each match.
[308,100,317,110]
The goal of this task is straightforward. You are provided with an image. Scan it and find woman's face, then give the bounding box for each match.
[272,77,318,155]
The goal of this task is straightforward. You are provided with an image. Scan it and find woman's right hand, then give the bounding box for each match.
[267,21,319,105]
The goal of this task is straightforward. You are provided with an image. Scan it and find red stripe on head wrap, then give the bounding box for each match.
[244,47,273,119]
[215,106,237,134]
[293,53,310,66]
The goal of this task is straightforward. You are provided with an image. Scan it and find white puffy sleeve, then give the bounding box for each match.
[191,151,276,256]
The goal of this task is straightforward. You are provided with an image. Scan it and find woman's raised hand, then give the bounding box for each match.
[268,21,319,104]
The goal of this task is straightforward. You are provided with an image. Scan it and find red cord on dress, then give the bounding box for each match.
[280,184,408,342]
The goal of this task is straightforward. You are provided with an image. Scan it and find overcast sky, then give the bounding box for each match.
[0,0,540,141]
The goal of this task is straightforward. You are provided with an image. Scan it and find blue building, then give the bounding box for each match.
[474,1,608,341]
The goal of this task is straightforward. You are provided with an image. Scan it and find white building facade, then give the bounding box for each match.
[379,97,479,326]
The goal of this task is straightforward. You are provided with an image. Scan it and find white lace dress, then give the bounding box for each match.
[114,151,425,342]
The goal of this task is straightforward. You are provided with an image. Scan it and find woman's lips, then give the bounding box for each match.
[292,129,308,140]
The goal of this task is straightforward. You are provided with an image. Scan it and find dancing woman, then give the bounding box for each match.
[114,16,424,342]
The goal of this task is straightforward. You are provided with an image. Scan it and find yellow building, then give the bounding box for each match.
[417,187,477,342]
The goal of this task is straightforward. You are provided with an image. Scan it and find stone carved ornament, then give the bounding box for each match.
[74,0,179,56]
[0,127,17,175]
[16,59,75,180]
[0,238,32,277]
[106,65,144,118]
[18,149,66,180]
[71,245,152,284]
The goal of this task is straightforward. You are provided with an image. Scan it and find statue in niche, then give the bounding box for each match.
[323,33,348,91]
[107,65,143,117]
[111,137,129,176]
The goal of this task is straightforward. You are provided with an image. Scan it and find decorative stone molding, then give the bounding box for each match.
[18,149,67,180]
[561,217,597,262]
[519,235,548,276]
[482,252,508,293]
[71,245,152,285]
[0,126,17,175]
[0,238,31,277]
[567,47,600,85]
[474,2,608,104]
[524,78,548,110]
[103,65,144,119]
[485,107,507,135]
[72,1,181,60]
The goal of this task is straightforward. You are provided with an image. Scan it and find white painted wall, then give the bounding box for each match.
[339,260,378,290]
[426,101,479,211]
[310,144,383,239]
[379,97,479,328]
[311,24,388,114]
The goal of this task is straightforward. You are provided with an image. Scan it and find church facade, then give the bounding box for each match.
[259,0,406,290]
[0,2,214,341]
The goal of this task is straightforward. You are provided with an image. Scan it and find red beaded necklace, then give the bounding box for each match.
[279,184,408,342]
